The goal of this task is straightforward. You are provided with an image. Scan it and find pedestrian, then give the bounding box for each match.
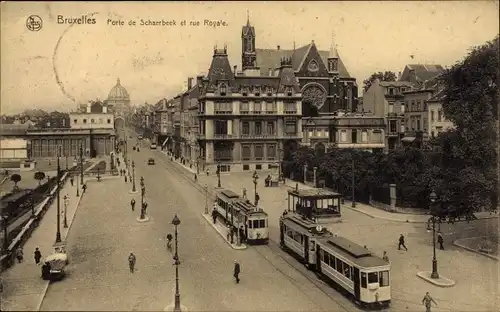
[382,251,389,262]
[233,260,241,284]
[15,246,24,263]
[206,169,210,176]
[239,226,245,244]
[34,247,42,265]
[282,209,288,217]
[437,232,444,250]
[212,207,218,224]
[398,234,408,251]
[130,198,136,211]
[82,184,87,193]
[125,175,128,183]
[194,173,198,182]
[70,176,74,186]
[226,224,231,241]
[255,193,260,206]
[422,292,437,312]
[242,188,247,199]
[128,253,136,273]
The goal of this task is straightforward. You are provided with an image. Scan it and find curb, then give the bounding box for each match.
[201,214,247,250]
[416,271,456,287]
[452,239,499,261]
[136,216,150,223]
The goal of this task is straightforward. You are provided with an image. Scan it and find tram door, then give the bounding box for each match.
[279,222,284,245]
[353,267,361,299]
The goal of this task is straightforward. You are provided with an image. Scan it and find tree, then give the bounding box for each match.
[363,71,397,92]
[34,171,46,186]
[437,35,499,214]
[10,173,21,191]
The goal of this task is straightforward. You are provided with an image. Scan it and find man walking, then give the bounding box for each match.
[398,234,408,251]
[212,207,218,224]
[70,176,74,186]
[128,253,136,273]
[422,292,437,312]
[130,199,136,211]
[206,168,210,176]
[382,251,389,262]
[233,260,241,284]
[437,232,444,250]
[34,247,42,265]
[15,246,24,263]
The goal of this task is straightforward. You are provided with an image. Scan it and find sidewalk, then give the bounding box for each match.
[200,213,247,250]
[0,161,101,311]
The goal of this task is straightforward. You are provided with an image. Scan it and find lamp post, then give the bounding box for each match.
[140,177,145,219]
[252,171,259,205]
[303,164,307,183]
[429,191,439,279]
[63,195,68,228]
[235,207,241,246]
[204,184,208,214]
[30,197,35,217]
[132,161,136,192]
[216,162,221,188]
[351,158,356,208]
[80,143,84,186]
[278,148,283,182]
[55,146,62,243]
[76,172,80,197]
[171,214,182,312]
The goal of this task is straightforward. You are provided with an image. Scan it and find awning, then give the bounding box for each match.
[401,137,416,143]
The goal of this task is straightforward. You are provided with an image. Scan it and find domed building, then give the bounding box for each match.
[105,78,131,115]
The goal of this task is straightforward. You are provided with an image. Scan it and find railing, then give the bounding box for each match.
[284,110,298,114]
[213,134,233,139]
[214,110,233,115]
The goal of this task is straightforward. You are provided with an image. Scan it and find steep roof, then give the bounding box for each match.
[206,48,235,87]
[400,64,444,83]
[427,89,446,102]
[255,42,351,78]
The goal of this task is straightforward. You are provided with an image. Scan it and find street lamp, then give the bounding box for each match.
[204,184,209,215]
[429,191,439,279]
[351,158,356,208]
[80,143,84,186]
[216,162,221,188]
[76,171,80,197]
[171,214,182,312]
[140,176,146,219]
[235,207,241,246]
[278,148,283,182]
[56,146,62,243]
[252,171,259,205]
[63,195,69,228]
[132,161,136,192]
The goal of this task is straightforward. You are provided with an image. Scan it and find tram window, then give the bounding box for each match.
[322,251,329,264]
[248,221,253,228]
[344,265,351,278]
[287,230,293,238]
[336,259,343,273]
[310,241,315,251]
[379,271,389,287]
[253,220,259,228]
[361,272,367,288]
[368,272,378,284]
[329,255,336,269]
[259,220,265,228]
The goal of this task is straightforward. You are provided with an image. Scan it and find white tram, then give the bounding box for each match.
[215,189,269,244]
[280,214,391,309]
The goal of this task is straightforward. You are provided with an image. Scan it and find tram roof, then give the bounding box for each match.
[218,189,240,199]
[232,198,267,215]
[282,215,331,235]
[288,189,342,199]
[317,236,388,268]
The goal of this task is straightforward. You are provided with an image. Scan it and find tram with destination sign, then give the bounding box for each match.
[280,214,391,309]
[215,189,269,244]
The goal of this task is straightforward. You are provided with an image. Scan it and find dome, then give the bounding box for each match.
[107,78,130,101]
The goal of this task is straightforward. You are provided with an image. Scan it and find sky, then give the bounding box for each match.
[1,1,498,115]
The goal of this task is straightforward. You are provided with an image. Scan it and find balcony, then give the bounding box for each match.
[213,133,234,140]
[281,132,302,139]
[214,110,233,115]
[265,110,277,115]
[284,110,298,115]
[240,133,277,139]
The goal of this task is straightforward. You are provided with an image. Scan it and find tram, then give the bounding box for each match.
[280,214,391,309]
[215,189,269,244]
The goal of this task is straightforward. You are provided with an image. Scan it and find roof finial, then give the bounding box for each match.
[329,30,339,59]
[246,10,250,25]
[293,41,296,51]
[117,78,120,85]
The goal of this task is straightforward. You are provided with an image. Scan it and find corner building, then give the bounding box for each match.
[197,47,302,173]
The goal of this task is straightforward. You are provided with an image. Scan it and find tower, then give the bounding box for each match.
[327,32,339,74]
[241,11,256,71]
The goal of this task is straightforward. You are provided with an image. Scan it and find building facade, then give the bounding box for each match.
[302,113,385,153]
[196,46,302,173]
[427,89,454,138]
[401,89,433,145]
[104,78,131,119]
[69,102,114,130]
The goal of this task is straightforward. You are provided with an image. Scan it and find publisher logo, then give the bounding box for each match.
[26,15,43,31]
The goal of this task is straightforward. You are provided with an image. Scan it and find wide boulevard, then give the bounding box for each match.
[39,134,356,311]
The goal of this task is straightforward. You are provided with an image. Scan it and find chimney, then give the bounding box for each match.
[86,102,91,113]
[187,77,193,90]
[103,105,107,113]
[197,75,203,89]
[277,45,280,50]
[397,72,402,81]
[268,68,273,76]
[233,65,237,75]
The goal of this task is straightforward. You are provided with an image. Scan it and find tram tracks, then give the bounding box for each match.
[155,154,361,312]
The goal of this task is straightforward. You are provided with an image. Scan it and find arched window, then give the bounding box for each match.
[73,119,78,124]
[83,119,87,124]
[107,119,111,124]
[219,83,227,96]
[246,38,252,51]
[361,130,368,143]
[91,118,95,124]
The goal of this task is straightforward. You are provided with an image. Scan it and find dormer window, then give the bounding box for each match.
[285,87,293,96]
[266,86,273,96]
[254,87,260,96]
[242,87,248,96]
[219,83,227,96]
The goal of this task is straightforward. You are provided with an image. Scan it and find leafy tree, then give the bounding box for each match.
[10,173,21,191]
[438,35,499,214]
[363,71,397,92]
[34,171,46,185]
